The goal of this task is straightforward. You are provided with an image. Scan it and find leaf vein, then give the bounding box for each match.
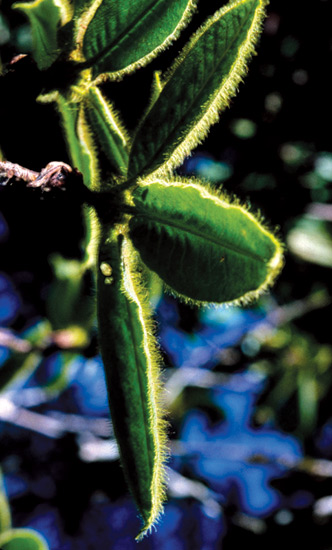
[135,211,267,264]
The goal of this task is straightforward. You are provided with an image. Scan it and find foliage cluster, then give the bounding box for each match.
[0,0,286,541]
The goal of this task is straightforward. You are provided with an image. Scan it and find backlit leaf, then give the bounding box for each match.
[56,93,101,265]
[97,227,167,540]
[56,94,98,189]
[0,471,11,534]
[13,0,71,70]
[0,529,50,550]
[80,0,197,78]
[129,179,283,304]
[46,255,94,331]
[0,494,11,535]
[84,86,129,176]
[128,0,268,179]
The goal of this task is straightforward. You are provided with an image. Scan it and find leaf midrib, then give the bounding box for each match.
[84,0,169,67]
[124,278,154,479]
[133,207,269,264]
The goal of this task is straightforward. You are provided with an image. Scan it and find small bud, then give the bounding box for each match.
[100,262,113,277]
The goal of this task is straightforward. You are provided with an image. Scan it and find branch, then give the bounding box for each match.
[0,328,32,354]
[0,159,85,196]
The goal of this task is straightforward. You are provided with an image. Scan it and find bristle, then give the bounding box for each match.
[83,207,100,270]
[54,0,73,25]
[88,86,129,148]
[71,0,103,61]
[76,103,100,190]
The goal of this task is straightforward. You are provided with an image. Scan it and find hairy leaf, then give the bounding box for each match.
[97,228,167,540]
[56,94,98,189]
[80,0,197,78]
[0,529,50,550]
[13,0,71,70]
[57,0,91,52]
[84,86,129,176]
[73,0,93,14]
[129,179,283,304]
[128,0,268,179]
[56,94,101,265]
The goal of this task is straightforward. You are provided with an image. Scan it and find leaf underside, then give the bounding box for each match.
[55,95,101,264]
[13,0,62,70]
[56,95,96,188]
[82,0,196,78]
[128,0,266,179]
[84,86,129,176]
[130,180,283,304]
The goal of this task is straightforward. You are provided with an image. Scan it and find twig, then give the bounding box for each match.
[0,160,38,184]
[0,396,64,438]
[0,395,113,439]
[0,159,85,196]
[0,328,32,353]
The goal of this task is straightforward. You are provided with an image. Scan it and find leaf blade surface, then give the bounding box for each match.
[13,0,62,69]
[84,86,129,176]
[129,180,283,304]
[81,0,196,78]
[0,528,50,550]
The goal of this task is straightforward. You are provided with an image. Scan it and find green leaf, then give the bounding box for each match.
[84,86,129,176]
[0,471,11,534]
[0,322,50,392]
[55,94,101,265]
[129,179,283,304]
[297,367,318,436]
[56,94,98,189]
[128,0,268,179]
[0,494,11,535]
[0,529,50,550]
[80,0,197,78]
[0,352,41,393]
[97,227,167,540]
[13,0,70,70]
[57,0,93,54]
[46,255,94,331]
[73,0,93,15]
